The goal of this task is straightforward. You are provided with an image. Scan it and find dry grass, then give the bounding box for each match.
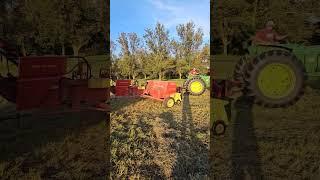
[210,87,320,179]
[110,91,210,179]
[0,97,109,179]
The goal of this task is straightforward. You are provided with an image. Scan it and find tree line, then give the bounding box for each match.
[0,0,108,56]
[211,0,320,55]
[111,22,209,80]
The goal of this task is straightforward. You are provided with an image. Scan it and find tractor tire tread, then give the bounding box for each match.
[186,76,206,96]
[244,49,306,108]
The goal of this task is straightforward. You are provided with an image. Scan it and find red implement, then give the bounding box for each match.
[143,80,177,100]
[16,56,67,110]
[115,80,131,96]
[10,56,110,112]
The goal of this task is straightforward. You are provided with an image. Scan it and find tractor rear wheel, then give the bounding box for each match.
[186,77,206,96]
[163,97,175,108]
[244,50,306,107]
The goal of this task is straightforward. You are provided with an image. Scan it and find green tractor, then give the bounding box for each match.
[211,17,320,135]
[232,43,319,107]
[183,68,210,96]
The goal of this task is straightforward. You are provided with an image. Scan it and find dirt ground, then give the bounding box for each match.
[0,98,109,179]
[110,91,210,179]
[210,87,320,179]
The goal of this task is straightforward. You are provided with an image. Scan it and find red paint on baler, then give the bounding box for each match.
[16,77,61,110]
[143,80,177,99]
[16,56,67,110]
[14,56,109,111]
[115,80,131,96]
[18,56,66,78]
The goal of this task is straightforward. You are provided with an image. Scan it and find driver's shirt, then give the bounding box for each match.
[190,69,198,75]
[254,28,279,43]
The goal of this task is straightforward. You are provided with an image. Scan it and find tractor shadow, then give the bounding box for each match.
[160,93,208,178]
[231,95,263,180]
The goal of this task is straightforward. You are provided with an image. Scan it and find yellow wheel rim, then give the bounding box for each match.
[190,81,204,94]
[167,98,175,108]
[257,63,296,99]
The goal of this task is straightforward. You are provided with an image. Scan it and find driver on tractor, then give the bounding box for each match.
[189,68,199,75]
[253,20,288,45]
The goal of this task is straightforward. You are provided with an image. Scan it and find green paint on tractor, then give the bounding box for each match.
[187,74,210,87]
[184,74,210,96]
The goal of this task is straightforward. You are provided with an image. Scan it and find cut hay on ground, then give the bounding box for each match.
[110,91,210,179]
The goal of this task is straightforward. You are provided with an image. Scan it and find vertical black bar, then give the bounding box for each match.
[105,0,111,179]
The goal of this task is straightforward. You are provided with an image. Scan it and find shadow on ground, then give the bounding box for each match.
[110,97,165,179]
[0,101,109,179]
[160,93,209,178]
[231,95,263,179]
[210,88,320,179]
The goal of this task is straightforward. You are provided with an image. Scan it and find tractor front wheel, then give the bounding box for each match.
[163,97,175,108]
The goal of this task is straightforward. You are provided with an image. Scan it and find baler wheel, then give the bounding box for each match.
[244,50,306,107]
[211,120,226,136]
[163,97,175,108]
[176,100,181,105]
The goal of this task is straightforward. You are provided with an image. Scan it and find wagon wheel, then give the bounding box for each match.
[244,50,306,108]
[211,120,226,136]
[186,77,206,96]
[163,97,175,108]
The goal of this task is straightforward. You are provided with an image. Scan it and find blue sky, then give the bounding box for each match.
[111,0,210,50]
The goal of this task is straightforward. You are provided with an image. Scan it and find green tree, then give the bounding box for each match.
[110,40,118,78]
[128,33,141,79]
[6,0,34,56]
[62,0,101,56]
[117,56,131,79]
[176,21,204,69]
[136,48,152,79]
[193,43,210,74]
[117,32,141,79]
[216,0,251,55]
[171,40,188,79]
[143,22,173,80]
[24,0,66,54]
